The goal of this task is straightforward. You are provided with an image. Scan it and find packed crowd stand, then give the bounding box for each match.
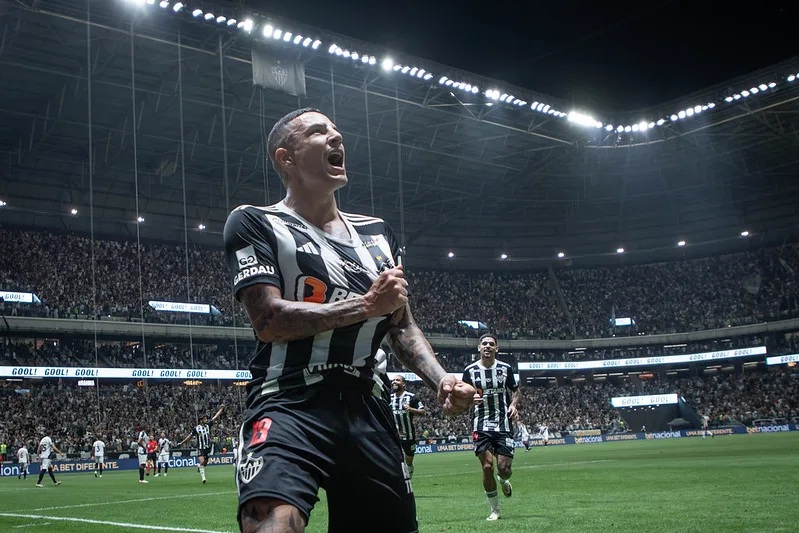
[1,369,796,456]
[2,228,799,339]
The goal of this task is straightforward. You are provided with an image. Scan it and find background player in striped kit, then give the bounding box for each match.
[390,375,427,478]
[225,108,474,533]
[92,437,105,478]
[35,435,62,487]
[177,405,224,484]
[462,334,520,521]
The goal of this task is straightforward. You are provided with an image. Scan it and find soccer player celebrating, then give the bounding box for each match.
[462,334,520,521]
[17,442,29,480]
[177,405,224,484]
[156,432,171,477]
[92,436,105,478]
[35,435,62,487]
[224,108,474,533]
[136,427,150,484]
[390,375,426,478]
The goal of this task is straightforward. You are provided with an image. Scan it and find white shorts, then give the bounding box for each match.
[158,454,169,464]
[19,461,27,470]
[95,456,104,464]
[138,453,147,466]
[41,458,52,469]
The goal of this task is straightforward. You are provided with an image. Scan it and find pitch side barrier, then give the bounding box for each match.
[410,424,798,455]
[0,453,236,478]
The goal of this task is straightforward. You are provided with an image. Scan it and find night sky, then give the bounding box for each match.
[245,0,797,111]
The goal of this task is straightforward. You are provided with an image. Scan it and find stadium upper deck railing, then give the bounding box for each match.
[2,315,798,349]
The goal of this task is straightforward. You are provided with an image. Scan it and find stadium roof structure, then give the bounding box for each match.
[0,0,798,270]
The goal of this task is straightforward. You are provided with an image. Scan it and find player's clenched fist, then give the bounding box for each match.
[438,374,476,416]
[364,266,408,317]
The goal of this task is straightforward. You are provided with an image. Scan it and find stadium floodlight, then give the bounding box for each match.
[740,230,750,237]
[216,15,226,23]
[447,251,455,258]
[677,110,686,119]
[70,208,78,216]
[725,96,734,102]
[172,2,183,11]
[159,1,169,7]
[639,121,649,131]
[500,253,508,260]
[328,44,337,53]
[694,105,702,113]
[685,108,694,117]
[707,102,715,108]
[657,118,666,126]
[616,125,624,133]
[632,124,639,132]
[392,64,401,71]
[240,19,254,32]
[311,40,321,49]
[616,247,624,254]
[416,69,425,78]
[273,29,282,39]
[293,35,302,44]
[733,93,741,99]
[192,8,202,17]
[146,0,156,5]
[137,216,145,223]
[409,67,418,76]
[439,76,448,84]
[677,240,686,247]
[557,252,565,258]
[759,83,768,91]
[423,73,433,80]
[401,66,410,74]
[605,124,614,131]
[198,224,206,231]
[283,32,293,42]
[227,19,237,26]
[302,37,311,47]
[339,49,347,57]
[624,125,632,133]
[369,57,376,65]
[0,200,6,207]
[741,90,750,97]
[264,24,275,38]
[647,121,655,129]
[768,81,776,87]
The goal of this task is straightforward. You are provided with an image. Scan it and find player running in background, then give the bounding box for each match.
[92,437,105,478]
[538,423,550,446]
[156,432,171,477]
[463,334,520,521]
[146,436,158,476]
[515,420,532,452]
[136,427,150,484]
[225,108,474,532]
[17,443,29,480]
[177,405,224,484]
[701,414,714,439]
[35,435,62,487]
[390,375,426,478]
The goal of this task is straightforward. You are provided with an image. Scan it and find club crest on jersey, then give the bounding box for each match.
[238,452,264,485]
[296,276,361,303]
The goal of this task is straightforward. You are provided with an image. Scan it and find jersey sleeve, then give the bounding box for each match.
[506,367,518,391]
[462,369,472,385]
[223,206,283,299]
[410,396,423,410]
[191,426,198,437]
[382,221,402,266]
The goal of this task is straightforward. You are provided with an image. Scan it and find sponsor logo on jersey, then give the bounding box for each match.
[339,258,368,274]
[296,242,320,255]
[295,276,361,303]
[234,265,276,285]
[236,245,258,269]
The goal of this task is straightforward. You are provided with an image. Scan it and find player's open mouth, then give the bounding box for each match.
[327,150,345,172]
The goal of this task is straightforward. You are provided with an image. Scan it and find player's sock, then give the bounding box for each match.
[498,473,512,484]
[199,466,206,480]
[48,470,57,483]
[407,464,415,478]
[94,469,98,477]
[485,490,499,513]
[139,466,145,481]
[23,470,27,480]
[37,472,45,484]
[99,464,103,475]
[164,464,168,474]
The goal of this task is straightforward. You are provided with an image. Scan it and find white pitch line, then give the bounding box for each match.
[0,514,233,533]
[413,459,616,479]
[12,522,51,529]
[31,490,234,511]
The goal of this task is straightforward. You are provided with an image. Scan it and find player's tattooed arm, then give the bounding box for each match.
[387,305,446,390]
[240,267,407,343]
[240,498,305,533]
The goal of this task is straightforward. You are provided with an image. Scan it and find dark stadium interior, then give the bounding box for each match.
[0,3,798,530]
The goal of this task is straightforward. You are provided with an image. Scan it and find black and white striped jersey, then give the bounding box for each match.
[137,431,148,455]
[224,202,401,400]
[462,359,518,433]
[192,422,213,450]
[390,391,424,440]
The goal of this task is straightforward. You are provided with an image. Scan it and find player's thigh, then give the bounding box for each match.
[492,432,515,460]
[326,394,417,533]
[239,497,306,533]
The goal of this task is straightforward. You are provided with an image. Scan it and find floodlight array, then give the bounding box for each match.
[136,3,799,136]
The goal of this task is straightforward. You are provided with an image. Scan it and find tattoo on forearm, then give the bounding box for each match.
[241,500,304,533]
[240,286,370,343]
[389,306,445,391]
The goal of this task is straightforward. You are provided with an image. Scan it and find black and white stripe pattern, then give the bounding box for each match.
[224,202,401,398]
[390,391,423,440]
[193,423,212,449]
[462,360,518,433]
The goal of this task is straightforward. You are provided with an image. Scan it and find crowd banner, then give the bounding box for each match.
[518,346,767,371]
[0,454,236,477]
[766,354,799,366]
[0,366,253,380]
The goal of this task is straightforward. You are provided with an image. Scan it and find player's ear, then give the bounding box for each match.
[275,146,293,174]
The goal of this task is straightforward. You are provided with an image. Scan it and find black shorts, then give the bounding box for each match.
[197,448,211,458]
[400,439,416,457]
[147,452,157,462]
[473,431,515,458]
[236,376,417,532]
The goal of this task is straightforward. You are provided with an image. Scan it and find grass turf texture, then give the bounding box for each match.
[1,433,797,532]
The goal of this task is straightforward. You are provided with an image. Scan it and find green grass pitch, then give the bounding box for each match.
[1,433,797,532]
